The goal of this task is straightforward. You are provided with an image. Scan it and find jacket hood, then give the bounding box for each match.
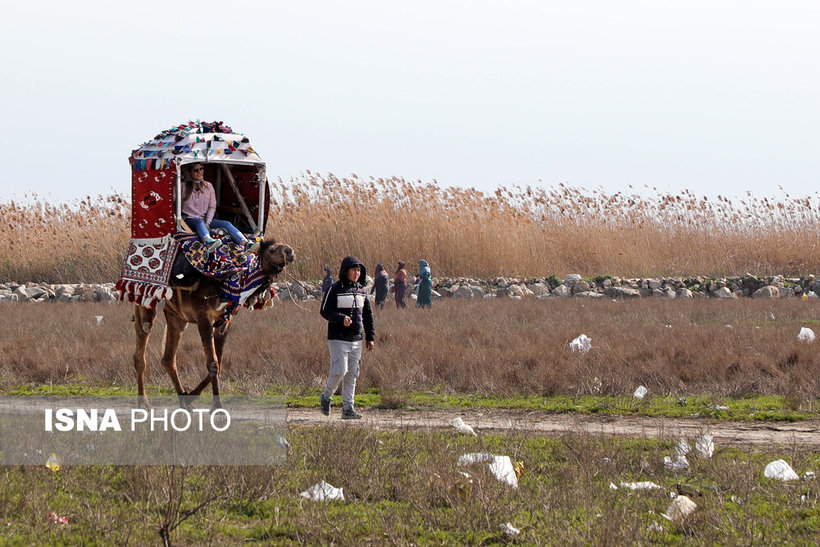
[324,267,332,276]
[339,256,367,284]
[419,259,429,270]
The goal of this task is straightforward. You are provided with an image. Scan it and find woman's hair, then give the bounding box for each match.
[180,165,200,201]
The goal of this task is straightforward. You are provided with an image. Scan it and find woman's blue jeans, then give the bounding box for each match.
[184,217,247,245]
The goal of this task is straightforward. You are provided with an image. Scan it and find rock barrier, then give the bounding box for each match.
[2,273,818,304]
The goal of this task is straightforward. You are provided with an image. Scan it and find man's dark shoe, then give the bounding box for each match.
[341,407,362,420]
[320,394,331,416]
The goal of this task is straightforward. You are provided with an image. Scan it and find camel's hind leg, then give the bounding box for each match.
[160,311,189,400]
[133,305,156,409]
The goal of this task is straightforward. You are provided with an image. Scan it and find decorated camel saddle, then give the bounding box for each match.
[118,232,275,311]
[171,233,275,309]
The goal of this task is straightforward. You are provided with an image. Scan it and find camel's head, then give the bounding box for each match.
[258,240,295,278]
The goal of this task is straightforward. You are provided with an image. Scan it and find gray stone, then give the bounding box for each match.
[572,281,591,294]
[605,286,641,298]
[13,286,29,302]
[454,286,474,299]
[575,291,603,299]
[713,287,737,299]
[648,279,662,290]
[529,283,550,297]
[753,285,779,299]
[552,284,571,298]
[677,288,694,298]
[289,281,307,299]
[24,286,46,300]
[564,274,582,287]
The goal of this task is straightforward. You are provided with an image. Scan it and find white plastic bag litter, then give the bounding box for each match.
[94,315,103,325]
[633,386,648,399]
[664,495,697,524]
[458,453,519,488]
[300,481,345,501]
[797,327,816,343]
[695,434,714,458]
[499,522,520,540]
[764,459,799,481]
[451,417,477,436]
[664,455,689,471]
[620,481,661,491]
[569,334,592,353]
[675,439,691,458]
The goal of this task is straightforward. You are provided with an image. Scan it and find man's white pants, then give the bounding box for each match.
[322,339,362,409]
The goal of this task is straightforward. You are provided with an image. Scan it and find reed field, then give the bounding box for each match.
[2,175,820,282]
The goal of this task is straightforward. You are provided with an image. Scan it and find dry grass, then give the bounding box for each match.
[1,428,818,544]
[2,177,820,282]
[2,298,819,403]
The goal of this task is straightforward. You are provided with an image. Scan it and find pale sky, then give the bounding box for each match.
[1,1,818,204]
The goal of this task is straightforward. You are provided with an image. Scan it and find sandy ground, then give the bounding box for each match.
[287,407,820,447]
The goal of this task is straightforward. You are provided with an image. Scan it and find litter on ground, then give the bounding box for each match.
[569,334,592,353]
[499,522,520,540]
[620,481,661,491]
[458,453,519,488]
[798,327,816,343]
[664,495,697,524]
[450,416,477,436]
[695,434,715,458]
[300,481,345,501]
[764,459,799,481]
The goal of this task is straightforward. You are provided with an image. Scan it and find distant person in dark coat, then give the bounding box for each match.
[371,263,389,308]
[393,261,408,308]
[416,259,432,308]
[321,266,334,296]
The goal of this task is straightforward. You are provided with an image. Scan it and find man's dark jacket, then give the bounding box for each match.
[320,256,375,342]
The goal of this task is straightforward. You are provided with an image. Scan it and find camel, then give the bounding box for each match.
[132,239,294,409]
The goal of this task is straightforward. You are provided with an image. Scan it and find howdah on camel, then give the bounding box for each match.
[116,121,293,408]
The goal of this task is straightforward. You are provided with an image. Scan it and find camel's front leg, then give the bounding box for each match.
[189,314,219,401]
[211,326,231,409]
[160,312,189,403]
[132,305,156,409]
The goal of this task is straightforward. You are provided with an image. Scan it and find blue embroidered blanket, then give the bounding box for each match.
[174,233,269,306]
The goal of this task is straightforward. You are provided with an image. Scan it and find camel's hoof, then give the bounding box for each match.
[178,394,194,410]
[137,396,151,410]
[211,398,224,411]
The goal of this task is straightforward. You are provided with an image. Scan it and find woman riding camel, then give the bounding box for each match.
[181,163,259,254]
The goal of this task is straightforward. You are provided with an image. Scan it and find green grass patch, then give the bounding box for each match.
[2,383,817,421]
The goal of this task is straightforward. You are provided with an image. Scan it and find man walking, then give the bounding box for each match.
[319,256,375,419]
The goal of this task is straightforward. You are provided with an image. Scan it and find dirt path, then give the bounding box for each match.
[288,408,820,447]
